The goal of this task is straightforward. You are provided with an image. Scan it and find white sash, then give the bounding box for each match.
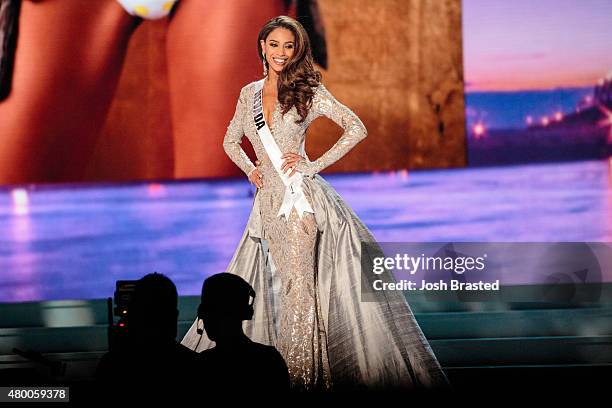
[252,79,314,220]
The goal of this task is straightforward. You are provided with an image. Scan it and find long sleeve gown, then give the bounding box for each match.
[181,80,449,391]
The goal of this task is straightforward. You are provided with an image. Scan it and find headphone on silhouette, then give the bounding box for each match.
[196,284,256,335]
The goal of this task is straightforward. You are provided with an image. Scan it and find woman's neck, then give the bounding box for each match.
[265,70,279,90]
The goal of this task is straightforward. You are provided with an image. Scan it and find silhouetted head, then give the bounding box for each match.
[197,273,255,342]
[129,273,179,342]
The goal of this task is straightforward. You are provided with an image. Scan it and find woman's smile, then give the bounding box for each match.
[272,57,287,67]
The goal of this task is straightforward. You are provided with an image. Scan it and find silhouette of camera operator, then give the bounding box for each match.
[95,273,199,400]
[196,273,289,393]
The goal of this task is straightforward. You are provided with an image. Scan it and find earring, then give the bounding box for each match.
[262,53,268,77]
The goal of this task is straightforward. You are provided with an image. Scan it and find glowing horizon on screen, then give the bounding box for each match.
[463,0,612,92]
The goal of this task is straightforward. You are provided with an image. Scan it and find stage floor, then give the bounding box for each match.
[1,159,611,303]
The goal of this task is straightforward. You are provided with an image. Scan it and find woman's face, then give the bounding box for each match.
[260,27,295,73]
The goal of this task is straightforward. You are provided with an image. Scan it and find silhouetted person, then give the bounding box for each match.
[197,273,289,393]
[95,273,198,401]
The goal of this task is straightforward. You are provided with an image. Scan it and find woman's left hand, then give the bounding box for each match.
[281,153,304,177]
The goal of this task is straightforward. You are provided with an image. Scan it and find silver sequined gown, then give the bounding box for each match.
[181,81,449,391]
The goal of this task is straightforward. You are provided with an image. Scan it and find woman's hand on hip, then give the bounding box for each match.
[249,160,263,188]
[281,153,304,177]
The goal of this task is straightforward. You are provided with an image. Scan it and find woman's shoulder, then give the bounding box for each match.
[240,80,265,95]
[310,82,334,111]
[312,81,331,99]
[312,81,326,92]
[234,80,267,103]
[239,80,325,95]
[240,82,254,94]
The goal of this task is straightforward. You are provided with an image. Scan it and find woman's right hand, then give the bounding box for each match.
[248,160,263,188]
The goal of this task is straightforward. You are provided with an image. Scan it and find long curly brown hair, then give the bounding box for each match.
[257,16,322,124]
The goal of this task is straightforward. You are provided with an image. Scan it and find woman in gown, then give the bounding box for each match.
[182,15,449,391]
